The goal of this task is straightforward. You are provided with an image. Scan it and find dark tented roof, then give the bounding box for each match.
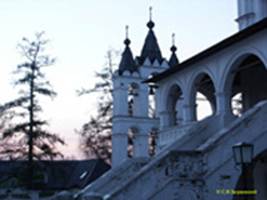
[0,159,110,190]
[145,17,267,83]
[139,20,163,64]
[118,38,137,75]
[168,45,179,67]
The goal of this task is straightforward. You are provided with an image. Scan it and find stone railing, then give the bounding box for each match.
[158,123,195,148]
[199,101,267,178]
[158,115,220,150]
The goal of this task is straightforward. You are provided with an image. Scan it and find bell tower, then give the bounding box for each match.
[112,8,179,167]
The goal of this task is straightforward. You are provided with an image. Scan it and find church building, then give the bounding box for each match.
[74,0,267,199]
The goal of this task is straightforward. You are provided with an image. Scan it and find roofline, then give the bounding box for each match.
[144,18,267,83]
[0,159,105,163]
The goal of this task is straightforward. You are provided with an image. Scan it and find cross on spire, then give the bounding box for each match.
[149,6,152,21]
[172,33,175,46]
[170,33,177,53]
[125,25,129,39]
[124,25,131,46]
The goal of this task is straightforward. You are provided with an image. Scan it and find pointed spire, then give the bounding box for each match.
[139,7,162,65]
[118,25,137,75]
[169,33,179,67]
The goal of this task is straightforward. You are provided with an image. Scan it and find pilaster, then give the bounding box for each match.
[112,133,128,167]
[133,85,149,117]
[134,132,149,158]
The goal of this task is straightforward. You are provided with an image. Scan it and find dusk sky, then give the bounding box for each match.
[0,0,237,158]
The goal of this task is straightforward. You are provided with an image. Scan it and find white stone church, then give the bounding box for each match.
[74,0,267,199]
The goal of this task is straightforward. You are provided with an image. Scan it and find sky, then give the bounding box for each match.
[0,0,238,159]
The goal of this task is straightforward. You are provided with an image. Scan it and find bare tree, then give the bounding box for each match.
[0,32,64,186]
[77,49,120,163]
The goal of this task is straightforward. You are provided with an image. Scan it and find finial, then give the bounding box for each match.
[170,33,177,52]
[172,33,175,46]
[149,6,152,21]
[124,25,131,46]
[147,6,155,29]
[126,25,129,39]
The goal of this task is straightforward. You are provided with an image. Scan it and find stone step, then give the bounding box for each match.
[76,157,149,199]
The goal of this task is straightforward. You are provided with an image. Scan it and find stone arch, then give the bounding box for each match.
[160,79,184,109]
[221,49,267,116]
[186,67,217,93]
[187,70,217,121]
[128,82,139,95]
[220,47,267,92]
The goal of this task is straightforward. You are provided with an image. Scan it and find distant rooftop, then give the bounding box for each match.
[0,159,110,191]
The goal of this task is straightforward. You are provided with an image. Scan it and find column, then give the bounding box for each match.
[215,91,234,127]
[182,103,196,124]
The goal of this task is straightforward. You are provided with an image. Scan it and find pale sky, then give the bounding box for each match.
[0,0,237,158]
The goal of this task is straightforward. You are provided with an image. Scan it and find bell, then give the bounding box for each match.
[149,86,155,95]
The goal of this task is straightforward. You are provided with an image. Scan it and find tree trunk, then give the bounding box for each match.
[28,62,35,189]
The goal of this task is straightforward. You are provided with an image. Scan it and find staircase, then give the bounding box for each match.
[75,115,219,200]
[74,158,149,199]
[74,101,267,200]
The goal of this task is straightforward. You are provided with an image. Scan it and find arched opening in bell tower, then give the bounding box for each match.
[148,73,158,119]
[128,82,139,116]
[149,128,158,157]
[148,87,156,118]
[127,128,135,158]
[227,55,267,117]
